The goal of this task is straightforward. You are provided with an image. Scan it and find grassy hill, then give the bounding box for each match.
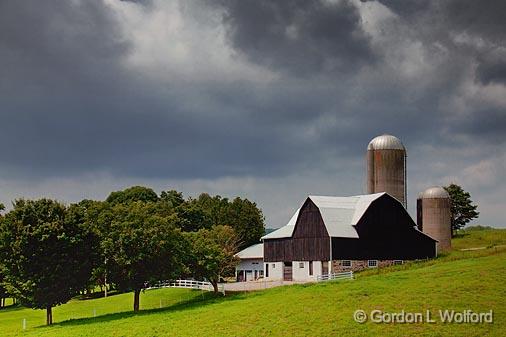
[1,227,505,337]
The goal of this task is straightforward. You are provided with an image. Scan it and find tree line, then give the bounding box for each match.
[0,186,265,325]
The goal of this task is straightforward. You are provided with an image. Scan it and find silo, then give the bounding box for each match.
[367,134,407,208]
[417,186,452,252]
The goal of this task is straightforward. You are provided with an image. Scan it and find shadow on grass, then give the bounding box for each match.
[39,291,248,329]
[0,303,24,313]
[77,290,123,301]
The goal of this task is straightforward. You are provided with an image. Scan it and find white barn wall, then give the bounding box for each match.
[293,261,325,281]
[292,261,309,281]
[264,262,283,280]
[236,258,263,281]
[264,261,327,282]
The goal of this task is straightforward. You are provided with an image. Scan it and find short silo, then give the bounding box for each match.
[417,186,452,252]
[367,134,407,207]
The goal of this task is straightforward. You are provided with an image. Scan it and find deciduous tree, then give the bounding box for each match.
[188,225,240,293]
[106,186,159,205]
[102,202,187,311]
[0,199,95,324]
[444,183,480,236]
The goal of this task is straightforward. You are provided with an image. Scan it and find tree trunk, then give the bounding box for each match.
[133,289,141,312]
[211,280,219,293]
[46,306,53,325]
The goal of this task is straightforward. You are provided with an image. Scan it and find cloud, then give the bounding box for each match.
[0,0,505,227]
[213,0,376,76]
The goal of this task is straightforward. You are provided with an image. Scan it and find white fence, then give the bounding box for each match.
[316,271,354,282]
[146,279,225,295]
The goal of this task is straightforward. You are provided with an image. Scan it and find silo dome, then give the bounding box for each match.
[367,134,405,150]
[366,134,407,208]
[416,185,452,253]
[418,186,450,199]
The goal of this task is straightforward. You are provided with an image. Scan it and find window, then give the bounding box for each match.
[309,261,313,276]
[252,262,259,265]
[272,263,276,268]
[368,260,378,268]
[265,263,269,278]
[342,260,352,268]
[299,262,304,269]
[394,260,403,265]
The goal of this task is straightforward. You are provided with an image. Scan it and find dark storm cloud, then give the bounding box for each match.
[0,0,128,93]
[0,0,505,186]
[476,51,506,86]
[213,0,376,76]
[370,0,506,85]
[0,0,314,180]
[0,0,505,227]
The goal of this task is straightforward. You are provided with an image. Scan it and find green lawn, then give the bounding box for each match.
[1,228,505,337]
[452,226,506,250]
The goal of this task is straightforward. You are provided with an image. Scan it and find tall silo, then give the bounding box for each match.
[367,134,407,208]
[417,186,452,252]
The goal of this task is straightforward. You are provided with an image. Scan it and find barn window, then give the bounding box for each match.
[309,261,313,276]
[368,260,378,268]
[342,260,352,268]
[272,263,275,268]
[299,262,304,269]
[394,260,403,265]
[265,263,269,277]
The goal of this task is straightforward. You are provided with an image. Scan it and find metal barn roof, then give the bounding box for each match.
[262,193,387,240]
[235,243,264,259]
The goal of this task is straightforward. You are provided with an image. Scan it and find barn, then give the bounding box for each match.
[261,192,437,282]
[234,243,264,282]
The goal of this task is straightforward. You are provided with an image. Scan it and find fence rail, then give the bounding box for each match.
[146,279,225,295]
[316,271,354,282]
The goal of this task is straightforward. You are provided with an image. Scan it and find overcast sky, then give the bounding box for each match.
[1,0,505,228]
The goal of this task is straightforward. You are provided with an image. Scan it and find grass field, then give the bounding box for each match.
[0,227,505,337]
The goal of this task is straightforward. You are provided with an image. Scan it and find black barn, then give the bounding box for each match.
[263,193,436,263]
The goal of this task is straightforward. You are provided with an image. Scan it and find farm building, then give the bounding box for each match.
[261,192,436,282]
[234,243,264,282]
[233,134,447,283]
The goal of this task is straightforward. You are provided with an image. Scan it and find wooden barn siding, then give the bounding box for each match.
[264,199,330,262]
[292,199,329,238]
[332,194,436,260]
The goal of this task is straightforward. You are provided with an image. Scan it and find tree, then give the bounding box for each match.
[102,202,187,312]
[226,198,265,249]
[0,199,95,324]
[444,183,480,237]
[175,201,212,232]
[160,190,184,208]
[187,225,240,293]
[106,186,159,205]
[0,271,8,309]
[184,194,265,249]
[66,200,103,294]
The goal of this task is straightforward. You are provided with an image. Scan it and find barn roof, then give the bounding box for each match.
[235,243,263,259]
[262,192,387,240]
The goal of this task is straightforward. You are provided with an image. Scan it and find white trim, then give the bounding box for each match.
[368,260,378,268]
[342,260,352,268]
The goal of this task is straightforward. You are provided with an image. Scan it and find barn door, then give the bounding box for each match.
[283,262,293,281]
[322,261,329,275]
